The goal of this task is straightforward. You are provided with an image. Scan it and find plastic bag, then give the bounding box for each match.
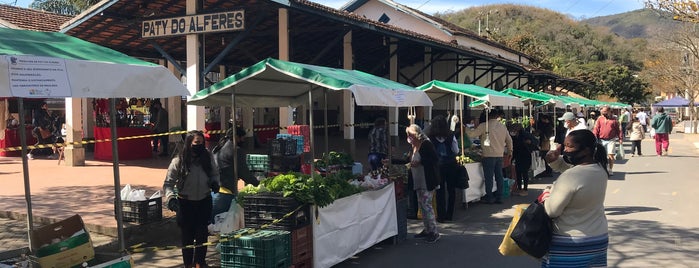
[120,184,132,200]
[499,204,528,256]
[128,189,147,201]
[149,190,161,199]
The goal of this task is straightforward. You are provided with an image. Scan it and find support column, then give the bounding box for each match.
[186,0,205,131]
[278,8,291,134]
[64,98,84,166]
[342,31,356,157]
[389,37,400,146]
[166,61,182,144]
[219,65,228,132]
[81,98,93,145]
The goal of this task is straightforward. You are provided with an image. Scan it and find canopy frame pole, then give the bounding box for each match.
[458,94,465,158]
[18,98,34,252]
[110,98,126,252]
[308,87,315,176]
[231,91,238,188]
[324,89,329,154]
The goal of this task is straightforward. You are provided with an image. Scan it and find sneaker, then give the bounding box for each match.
[518,190,529,197]
[27,153,33,160]
[609,169,613,176]
[662,150,668,156]
[631,154,635,157]
[424,232,441,243]
[414,230,429,239]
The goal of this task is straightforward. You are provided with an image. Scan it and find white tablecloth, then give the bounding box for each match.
[312,183,397,268]
[463,162,497,203]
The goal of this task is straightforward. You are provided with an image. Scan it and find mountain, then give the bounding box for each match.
[582,9,681,41]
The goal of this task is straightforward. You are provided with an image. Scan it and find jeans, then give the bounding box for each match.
[435,163,456,220]
[481,157,504,202]
[176,196,212,266]
[631,140,642,155]
[654,133,669,155]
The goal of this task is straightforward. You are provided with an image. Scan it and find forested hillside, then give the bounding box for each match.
[582,9,679,40]
[435,4,652,104]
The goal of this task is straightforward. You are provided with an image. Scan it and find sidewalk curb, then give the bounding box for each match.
[0,210,172,239]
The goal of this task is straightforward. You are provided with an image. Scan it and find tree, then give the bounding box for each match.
[29,0,98,16]
[599,65,652,105]
[645,0,699,22]
[643,23,699,133]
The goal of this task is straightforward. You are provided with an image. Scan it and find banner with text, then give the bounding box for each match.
[142,10,245,38]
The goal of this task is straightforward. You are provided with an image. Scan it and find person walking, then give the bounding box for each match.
[559,112,588,137]
[406,124,441,243]
[465,109,513,204]
[28,102,52,159]
[535,113,554,178]
[508,123,537,196]
[151,101,169,157]
[592,106,622,176]
[368,117,388,171]
[620,108,631,137]
[636,108,649,135]
[164,130,220,268]
[586,111,597,131]
[541,130,609,267]
[626,117,644,156]
[651,107,673,157]
[428,115,459,222]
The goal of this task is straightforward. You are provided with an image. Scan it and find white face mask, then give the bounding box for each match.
[564,121,570,129]
[407,136,415,144]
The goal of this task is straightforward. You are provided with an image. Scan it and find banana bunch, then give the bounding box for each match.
[455,155,475,165]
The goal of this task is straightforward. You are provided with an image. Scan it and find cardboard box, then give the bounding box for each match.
[31,214,95,268]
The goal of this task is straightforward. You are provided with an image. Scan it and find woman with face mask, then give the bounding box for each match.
[539,130,609,267]
[406,124,442,243]
[163,130,220,268]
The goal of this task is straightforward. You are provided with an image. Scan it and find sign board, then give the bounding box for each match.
[6,55,71,97]
[142,10,245,38]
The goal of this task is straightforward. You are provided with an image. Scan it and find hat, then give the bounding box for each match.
[558,112,576,121]
[590,111,596,116]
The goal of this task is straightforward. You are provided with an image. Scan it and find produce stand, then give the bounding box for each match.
[311,182,397,268]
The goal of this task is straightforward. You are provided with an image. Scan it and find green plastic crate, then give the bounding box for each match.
[246,154,270,172]
[220,229,291,268]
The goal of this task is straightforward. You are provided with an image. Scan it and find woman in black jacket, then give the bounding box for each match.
[406,124,442,243]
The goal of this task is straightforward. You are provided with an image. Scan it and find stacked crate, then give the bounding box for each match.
[220,229,291,268]
[246,154,270,178]
[269,135,303,172]
[243,193,313,267]
[287,125,310,153]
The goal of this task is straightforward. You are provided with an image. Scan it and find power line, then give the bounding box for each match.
[590,0,615,17]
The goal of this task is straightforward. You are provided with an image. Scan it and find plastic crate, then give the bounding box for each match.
[247,154,270,172]
[291,225,313,263]
[269,139,289,156]
[120,197,162,224]
[220,229,291,268]
[243,193,311,231]
[275,134,292,140]
[291,135,304,155]
[270,155,302,172]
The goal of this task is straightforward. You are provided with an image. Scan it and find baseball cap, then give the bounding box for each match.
[558,112,576,121]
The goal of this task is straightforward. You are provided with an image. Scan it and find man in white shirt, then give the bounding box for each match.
[636,108,649,135]
[559,112,588,137]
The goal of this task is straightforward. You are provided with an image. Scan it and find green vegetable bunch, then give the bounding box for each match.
[243,172,362,208]
[317,151,354,168]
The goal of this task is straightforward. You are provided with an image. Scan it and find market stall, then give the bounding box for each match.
[0,27,189,262]
[188,57,432,267]
[417,80,524,203]
[92,98,156,161]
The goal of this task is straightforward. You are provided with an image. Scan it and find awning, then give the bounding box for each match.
[416,80,523,108]
[502,88,565,108]
[653,96,697,107]
[188,58,433,108]
[0,27,188,98]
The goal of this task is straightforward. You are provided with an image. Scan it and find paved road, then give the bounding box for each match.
[2,133,698,267]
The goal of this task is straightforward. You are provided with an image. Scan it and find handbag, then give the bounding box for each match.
[499,204,528,256]
[510,200,552,258]
[453,163,469,189]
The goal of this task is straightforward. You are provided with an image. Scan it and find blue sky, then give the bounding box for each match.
[7,0,645,19]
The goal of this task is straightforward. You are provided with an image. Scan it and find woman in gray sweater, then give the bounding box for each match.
[541,130,609,267]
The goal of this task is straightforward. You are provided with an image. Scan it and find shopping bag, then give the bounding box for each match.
[510,200,553,258]
[530,151,546,177]
[453,164,470,189]
[499,204,529,256]
[616,141,624,160]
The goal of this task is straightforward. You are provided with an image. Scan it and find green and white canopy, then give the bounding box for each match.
[502,88,565,108]
[417,80,523,108]
[0,27,188,98]
[188,58,432,108]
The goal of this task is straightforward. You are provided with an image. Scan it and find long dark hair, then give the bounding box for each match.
[567,130,609,175]
[178,130,214,178]
[429,115,452,138]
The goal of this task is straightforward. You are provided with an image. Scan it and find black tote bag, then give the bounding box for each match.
[510,200,552,258]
